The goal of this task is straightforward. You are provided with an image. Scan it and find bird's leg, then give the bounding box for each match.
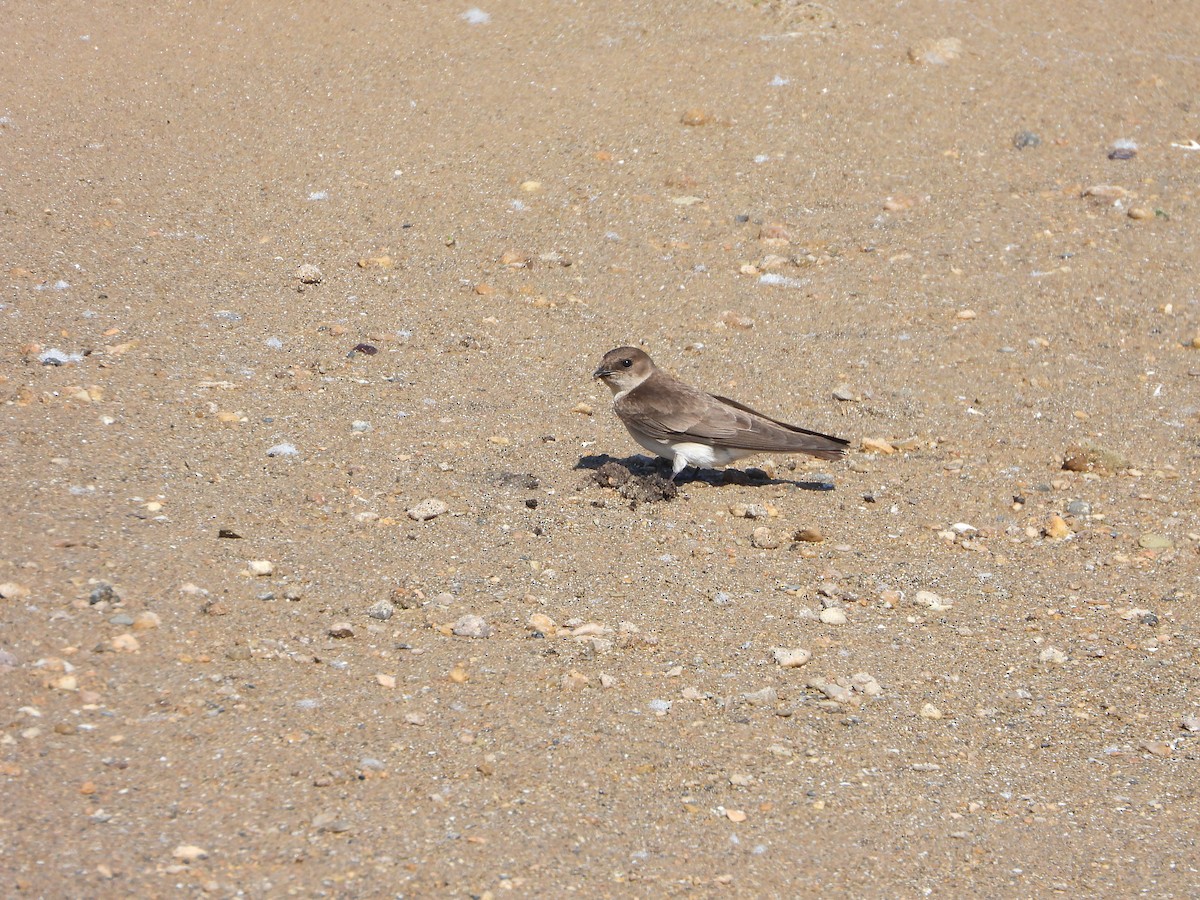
[670,455,690,482]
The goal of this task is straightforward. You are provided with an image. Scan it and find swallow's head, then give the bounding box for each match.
[593,347,654,394]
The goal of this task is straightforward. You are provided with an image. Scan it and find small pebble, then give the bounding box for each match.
[914,590,953,612]
[111,634,140,652]
[133,611,161,630]
[861,437,896,455]
[1039,647,1068,665]
[743,687,778,706]
[920,703,943,720]
[751,527,780,550]
[1182,717,1200,733]
[1045,515,1072,540]
[772,647,812,669]
[295,263,323,284]
[247,560,274,577]
[1013,131,1041,150]
[452,614,492,639]
[1138,533,1173,550]
[407,498,448,521]
[366,599,394,621]
[831,384,857,402]
[793,527,824,543]
[730,503,769,519]
[266,443,299,458]
[351,420,371,433]
[1066,500,1092,517]
[328,622,354,638]
[819,607,848,626]
[0,582,30,599]
[172,846,209,863]
[648,698,672,714]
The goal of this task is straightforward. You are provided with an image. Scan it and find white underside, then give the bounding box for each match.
[629,431,756,474]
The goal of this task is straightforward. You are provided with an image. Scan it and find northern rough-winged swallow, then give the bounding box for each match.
[593,346,849,479]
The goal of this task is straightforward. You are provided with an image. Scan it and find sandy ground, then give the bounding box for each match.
[3,1,1200,896]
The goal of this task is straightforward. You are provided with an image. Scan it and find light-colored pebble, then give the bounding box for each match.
[743,686,778,706]
[1182,716,1200,733]
[729,503,769,519]
[172,845,209,863]
[914,590,953,612]
[0,582,30,599]
[366,599,394,620]
[133,611,161,631]
[920,703,943,719]
[772,647,812,668]
[247,559,274,577]
[751,527,780,550]
[452,614,492,639]
[407,498,448,521]
[328,623,354,638]
[1138,533,1174,550]
[1039,646,1068,665]
[296,263,323,284]
[819,607,848,626]
[794,527,824,543]
[111,634,140,652]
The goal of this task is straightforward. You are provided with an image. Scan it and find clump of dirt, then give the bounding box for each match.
[595,461,678,502]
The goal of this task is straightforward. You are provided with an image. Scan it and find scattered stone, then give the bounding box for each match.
[376,673,396,688]
[851,672,883,696]
[1062,441,1130,474]
[730,503,769,519]
[831,384,857,402]
[1066,500,1092,517]
[681,108,714,126]
[793,527,824,543]
[407,498,448,521]
[751,527,780,550]
[907,37,963,65]
[861,437,896,455]
[772,647,812,669]
[647,698,672,714]
[1139,740,1172,758]
[296,263,323,284]
[725,808,747,823]
[1138,533,1174,551]
[743,686,778,706]
[266,442,299,458]
[1039,647,1068,665]
[1082,184,1131,202]
[89,583,118,605]
[1108,139,1138,160]
[1128,206,1154,220]
[1013,131,1041,150]
[0,582,30,599]
[1044,515,1072,540]
[563,671,590,692]
[920,703,943,720]
[819,607,848,626]
[571,402,593,416]
[328,622,354,638]
[132,612,161,631]
[711,591,734,606]
[111,634,140,652]
[1182,717,1200,733]
[914,590,953,612]
[172,846,209,863]
[366,599,394,621]
[452,614,492,639]
[527,612,557,634]
[247,560,274,577]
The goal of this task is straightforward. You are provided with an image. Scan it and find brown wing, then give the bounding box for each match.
[616,373,848,459]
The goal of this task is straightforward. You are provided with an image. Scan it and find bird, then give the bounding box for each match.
[593,346,849,480]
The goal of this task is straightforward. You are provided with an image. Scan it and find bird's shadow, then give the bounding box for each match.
[575,453,838,491]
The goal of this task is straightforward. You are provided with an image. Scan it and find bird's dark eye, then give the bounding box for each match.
[621,358,632,368]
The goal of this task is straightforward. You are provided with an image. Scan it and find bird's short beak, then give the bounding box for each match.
[592,366,609,380]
